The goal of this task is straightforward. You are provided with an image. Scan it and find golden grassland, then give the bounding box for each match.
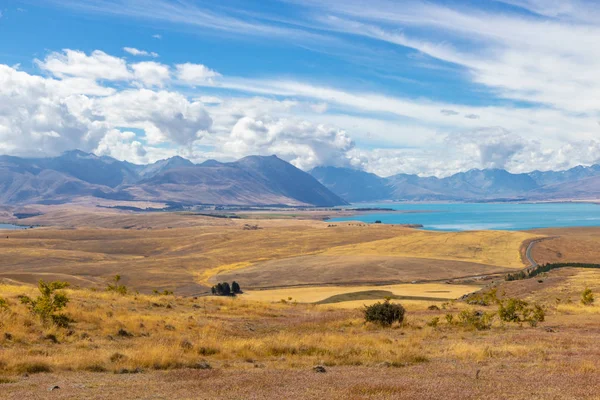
[529,226,600,265]
[242,283,482,305]
[2,268,600,398]
[322,230,537,268]
[0,211,536,296]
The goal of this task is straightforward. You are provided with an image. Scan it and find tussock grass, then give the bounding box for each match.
[0,281,544,375]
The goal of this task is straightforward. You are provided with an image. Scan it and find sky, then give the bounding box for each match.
[2,0,600,177]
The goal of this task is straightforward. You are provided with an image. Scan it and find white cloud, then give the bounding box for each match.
[131,61,170,87]
[175,63,221,85]
[92,89,212,145]
[94,129,148,163]
[36,49,131,81]
[222,116,354,170]
[123,47,159,57]
[152,34,162,39]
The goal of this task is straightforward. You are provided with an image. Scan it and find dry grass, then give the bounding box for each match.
[529,227,600,265]
[242,283,481,304]
[0,211,535,295]
[2,268,600,398]
[322,230,537,268]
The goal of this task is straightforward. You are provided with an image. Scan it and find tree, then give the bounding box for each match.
[222,282,231,296]
[232,281,241,294]
[19,280,71,327]
[215,283,224,295]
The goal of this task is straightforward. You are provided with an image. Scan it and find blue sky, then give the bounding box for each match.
[1,0,600,176]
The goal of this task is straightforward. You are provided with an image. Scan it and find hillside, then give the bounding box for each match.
[0,152,347,207]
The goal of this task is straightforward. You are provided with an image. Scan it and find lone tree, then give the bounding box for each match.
[19,280,71,327]
[232,281,242,294]
[363,299,405,326]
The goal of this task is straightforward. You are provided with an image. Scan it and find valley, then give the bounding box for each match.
[2,207,600,399]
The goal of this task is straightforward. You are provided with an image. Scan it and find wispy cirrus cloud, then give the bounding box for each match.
[123,47,159,58]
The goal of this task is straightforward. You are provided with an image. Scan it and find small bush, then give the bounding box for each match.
[15,362,52,374]
[466,288,498,306]
[581,287,594,306]
[18,280,70,327]
[110,352,127,363]
[498,298,545,327]
[363,299,405,327]
[107,275,127,295]
[457,310,494,331]
[198,346,220,356]
[0,297,9,310]
[427,317,440,328]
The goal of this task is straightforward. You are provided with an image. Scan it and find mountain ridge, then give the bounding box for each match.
[310,164,600,202]
[0,152,347,207]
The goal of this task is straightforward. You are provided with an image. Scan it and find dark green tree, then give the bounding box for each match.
[232,281,241,294]
[222,282,231,296]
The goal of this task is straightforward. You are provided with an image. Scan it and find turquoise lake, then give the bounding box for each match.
[0,224,28,230]
[330,203,600,231]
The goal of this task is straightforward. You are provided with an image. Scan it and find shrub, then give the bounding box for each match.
[457,310,494,331]
[427,317,440,328]
[581,287,594,306]
[107,275,127,295]
[0,297,8,310]
[497,298,545,327]
[363,299,405,326]
[18,280,71,327]
[466,288,498,306]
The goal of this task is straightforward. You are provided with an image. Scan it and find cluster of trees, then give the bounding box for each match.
[211,281,242,296]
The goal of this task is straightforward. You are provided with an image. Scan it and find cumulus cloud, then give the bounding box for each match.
[0,55,213,158]
[131,61,171,87]
[92,89,212,145]
[0,64,109,156]
[94,130,148,163]
[36,49,131,81]
[175,63,221,85]
[448,127,527,170]
[223,116,354,170]
[123,47,159,57]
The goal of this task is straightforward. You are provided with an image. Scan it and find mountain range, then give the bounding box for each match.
[0,151,347,207]
[309,165,600,202]
[2,150,600,207]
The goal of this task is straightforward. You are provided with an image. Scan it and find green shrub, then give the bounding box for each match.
[363,299,405,327]
[581,287,594,306]
[466,288,498,306]
[498,298,545,327]
[457,310,494,331]
[107,275,127,295]
[18,280,71,327]
[0,297,8,310]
